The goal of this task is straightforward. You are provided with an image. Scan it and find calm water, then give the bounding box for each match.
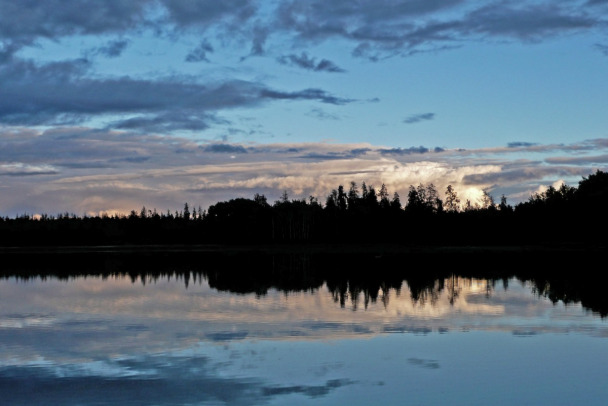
[1,252,607,405]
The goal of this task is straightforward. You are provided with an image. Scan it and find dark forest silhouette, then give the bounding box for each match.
[0,170,607,247]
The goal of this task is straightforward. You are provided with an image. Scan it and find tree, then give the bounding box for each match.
[390,191,402,210]
[348,181,359,209]
[379,183,390,209]
[337,185,347,211]
[183,203,191,220]
[365,185,378,209]
[254,193,269,207]
[325,189,339,210]
[445,185,460,212]
[280,190,289,203]
[361,182,369,199]
[406,185,422,211]
[481,190,495,210]
[499,195,512,213]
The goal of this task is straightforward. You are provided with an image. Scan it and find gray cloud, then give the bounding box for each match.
[162,0,257,29]
[296,147,370,160]
[463,3,596,41]
[202,144,249,154]
[404,113,435,124]
[0,1,256,43]
[595,43,608,55]
[507,142,538,148]
[0,164,59,177]
[307,108,340,120]
[259,88,353,105]
[274,1,603,59]
[545,154,608,165]
[0,58,352,130]
[89,39,130,58]
[407,358,440,369]
[0,0,604,65]
[2,125,606,216]
[462,166,588,185]
[277,52,345,72]
[587,0,608,5]
[379,146,430,155]
[262,379,354,398]
[185,39,214,62]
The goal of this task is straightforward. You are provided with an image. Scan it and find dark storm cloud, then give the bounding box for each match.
[277,53,345,72]
[0,59,352,130]
[185,39,214,62]
[403,113,435,124]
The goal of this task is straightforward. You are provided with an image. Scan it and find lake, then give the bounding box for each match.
[1,250,607,405]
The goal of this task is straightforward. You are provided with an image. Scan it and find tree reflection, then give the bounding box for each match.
[1,249,607,317]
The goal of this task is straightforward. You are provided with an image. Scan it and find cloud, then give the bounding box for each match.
[462,166,588,185]
[277,53,345,72]
[0,0,604,65]
[403,113,435,124]
[185,39,214,62]
[307,108,340,120]
[273,1,603,59]
[0,59,352,130]
[0,1,257,43]
[161,0,257,29]
[595,43,608,56]
[507,142,538,148]
[202,144,249,154]
[545,154,608,165]
[1,126,607,216]
[88,39,130,58]
[295,147,370,160]
[262,379,354,398]
[0,163,59,177]
[463,3,596,41]
[379,146,430,155]
[259,88,353,105]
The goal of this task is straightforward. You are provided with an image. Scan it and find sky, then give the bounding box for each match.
[1,0,608,216]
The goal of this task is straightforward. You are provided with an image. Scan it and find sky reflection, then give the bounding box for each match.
[1,274,607,405]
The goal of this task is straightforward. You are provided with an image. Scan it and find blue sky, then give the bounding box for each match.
[1,0,608,216]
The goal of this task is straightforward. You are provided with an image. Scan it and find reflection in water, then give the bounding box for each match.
[2,250,607,316]
[1,250,608,405]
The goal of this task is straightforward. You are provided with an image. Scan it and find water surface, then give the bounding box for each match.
[1,252,607,405]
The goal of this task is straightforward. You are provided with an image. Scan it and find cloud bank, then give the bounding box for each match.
[1,126,606,216]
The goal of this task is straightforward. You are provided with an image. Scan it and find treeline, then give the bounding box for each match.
[0,170,607,247]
